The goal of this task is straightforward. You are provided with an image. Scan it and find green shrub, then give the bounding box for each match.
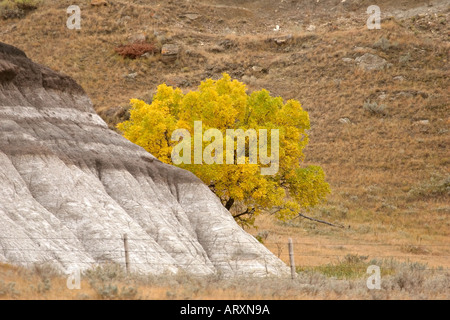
[363,100,387,116]
[85,264,139,300]
[0,280,20,297]
[297,254,371,279]
[408,175,450,199]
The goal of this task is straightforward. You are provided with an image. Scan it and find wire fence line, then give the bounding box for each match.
[1,248,450,259]
[0,236,448,247]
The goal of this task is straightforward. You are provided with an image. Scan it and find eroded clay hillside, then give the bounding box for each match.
[0,41,289,276]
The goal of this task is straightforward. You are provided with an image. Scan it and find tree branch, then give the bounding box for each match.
[233,207,255,219]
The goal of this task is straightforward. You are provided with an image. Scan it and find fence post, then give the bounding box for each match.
[288,238,296,279]
[123,233,130,274]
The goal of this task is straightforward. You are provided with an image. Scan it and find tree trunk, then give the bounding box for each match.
[225,198,234,210]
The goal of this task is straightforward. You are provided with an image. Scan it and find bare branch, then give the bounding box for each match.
[232,207,255,219]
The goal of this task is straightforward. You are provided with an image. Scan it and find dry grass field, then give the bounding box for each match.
[0,0,449,299]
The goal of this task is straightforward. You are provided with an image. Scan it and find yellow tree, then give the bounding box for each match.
[118,73,330,227]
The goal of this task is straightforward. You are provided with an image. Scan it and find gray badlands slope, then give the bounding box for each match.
[0,42,288,276]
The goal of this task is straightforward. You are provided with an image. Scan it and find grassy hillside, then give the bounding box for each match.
[1,0,448,275]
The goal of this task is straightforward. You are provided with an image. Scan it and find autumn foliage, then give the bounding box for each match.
[118,74,330,226]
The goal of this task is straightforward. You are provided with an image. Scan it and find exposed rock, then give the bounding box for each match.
[355,53,388,71]
[274,34,293,45]
[267,34,293,46]
[125,72,138,80]
[161,44,180,63]
[181,13,201,21]
[306,25,316,32]
[342,57,354,63]
[0,42,288,277]
[414,119,430,126]
[338,118,351,124]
